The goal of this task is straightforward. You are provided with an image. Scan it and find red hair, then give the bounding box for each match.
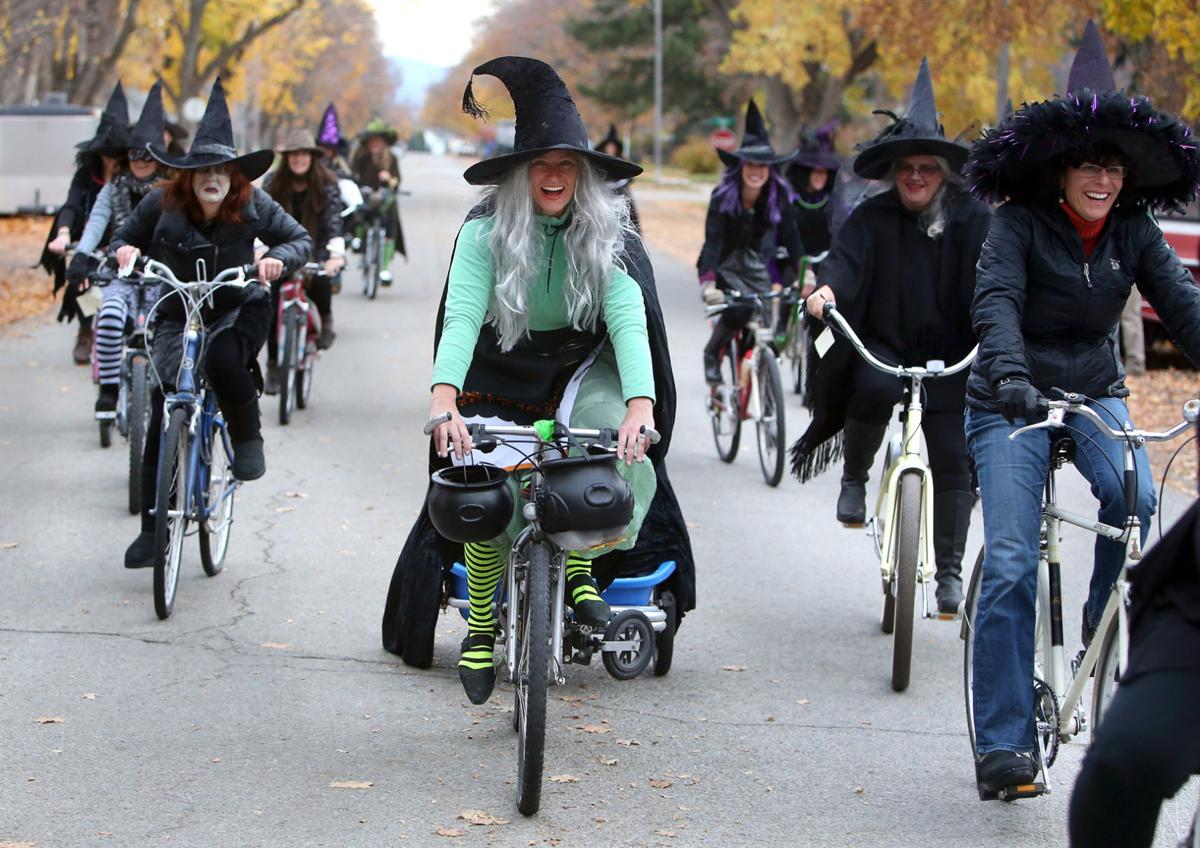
[163,167,253,224]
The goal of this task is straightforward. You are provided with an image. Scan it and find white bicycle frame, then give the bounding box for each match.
[820,306,976,617]
[706,293,782,428]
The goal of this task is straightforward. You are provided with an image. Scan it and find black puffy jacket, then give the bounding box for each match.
[696,190,804,286]
[968,201,1200,409]
[111,186,312,322]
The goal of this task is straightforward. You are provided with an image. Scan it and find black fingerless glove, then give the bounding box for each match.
[66,252,90,286]
[995,377,1043,425]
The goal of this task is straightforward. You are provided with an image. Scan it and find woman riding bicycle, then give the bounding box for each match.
[111,79,312,569]
[40,81,129,365]
[350,118,405,282]
[963,21,1200,797]
[798,59,992,615]
[785,122,839,277]
[262,128,346,378]
[697,99,802,385]
[380,57,694,704]
[67,80,170,416]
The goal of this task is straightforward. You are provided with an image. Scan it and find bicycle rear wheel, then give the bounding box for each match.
[891,470,922,692]
[279,311,297,426]
[127,354,150,515]
[710,345,741,463]
[789,320,808,395]
[199,419,235,577]
[755,350,786,487]
[364,229,379,300]
[153,407,189,620]
[515,543,550,816]
[962,547,985,754]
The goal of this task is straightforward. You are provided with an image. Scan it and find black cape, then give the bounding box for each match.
[381,200,695,667]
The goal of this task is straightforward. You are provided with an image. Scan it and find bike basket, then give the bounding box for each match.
[537,448,633,550]
[427,463,514,543]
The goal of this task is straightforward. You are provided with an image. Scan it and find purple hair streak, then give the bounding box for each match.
[712,161,795,225]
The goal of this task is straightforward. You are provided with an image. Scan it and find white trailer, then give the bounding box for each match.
[0,102,99,215]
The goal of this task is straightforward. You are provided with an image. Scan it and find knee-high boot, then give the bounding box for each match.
[703,322,735,384]
[933,489,973,614]
[221,397,265,481]
[836,418,887,526]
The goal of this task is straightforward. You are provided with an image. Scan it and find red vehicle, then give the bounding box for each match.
[1146,202,1200,334]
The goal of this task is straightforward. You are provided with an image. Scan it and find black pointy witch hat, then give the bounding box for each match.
[77,80,130,155]
[149,78,274,181]
[128,80,167,159]
[718,99,795,167]
[791,121,841,171]
[596,122,623,156]
[460,56,641,185]
[966,19,1200,210]
[853,58,967,179]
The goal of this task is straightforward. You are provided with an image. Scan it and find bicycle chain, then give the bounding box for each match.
[1033,676,1061,769]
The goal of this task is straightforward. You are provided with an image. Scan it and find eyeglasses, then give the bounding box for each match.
[127,148,154,162]
[1075,163,1127,180]
[894,162,942,178]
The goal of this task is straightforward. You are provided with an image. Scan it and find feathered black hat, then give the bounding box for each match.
[596,123,623,157]
[460,56,641,185]
[853,58,967,180]
[718,99,795,167]
[128,80,167,159]
[317,102,349,155]
[77,81,130,155]
[791,121,841,171]
[149,78,274,181]
[966,19,1200,210]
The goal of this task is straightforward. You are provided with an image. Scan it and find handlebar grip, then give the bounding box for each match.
[822,301,834,321]
[640,425,662,445]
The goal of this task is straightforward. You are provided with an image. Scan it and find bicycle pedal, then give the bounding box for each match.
[934,611,959,622]
[839,521,866,529]
[94,411,117,421]
[997,782,1047,802]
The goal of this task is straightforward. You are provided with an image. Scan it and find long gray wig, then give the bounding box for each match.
[478,156,638,351]
[888,155,963,239]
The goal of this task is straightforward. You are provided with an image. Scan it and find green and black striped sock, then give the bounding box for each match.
[460,541,504,670]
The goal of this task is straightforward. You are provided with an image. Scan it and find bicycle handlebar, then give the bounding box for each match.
[1009,395,1200,442]
[821,303,977,379]
[422,412,661,445]
[138,259,258,290]
[705,288,784,318]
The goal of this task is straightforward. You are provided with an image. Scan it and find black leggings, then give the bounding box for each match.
[139,331,258,522]
[1069,668,1200,847]
[846,339,972,493]
[267,275,332,361]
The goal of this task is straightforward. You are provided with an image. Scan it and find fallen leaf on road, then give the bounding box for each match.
[211,758,221,763]
[721,665,746,672]
[600,757,618,766]
[796,698,810,705]
[0,841,38,847]
[34,717,63,724]
[329,781,373,789]
[577,724,610,734]
[559,695,583,703]
[0,542,18,549]
[649,779,672,789]
[283,491,308,499]
[435,827,464,837]
[549,774,579,783]
[275,506,295,514]
[260,642,289,650]
[81,693,97,700]
[656,829,676,838]
[458,810,509,826]
[616,739,640,747]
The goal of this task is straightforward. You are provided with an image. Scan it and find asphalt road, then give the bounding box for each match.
[1,155,1194,847]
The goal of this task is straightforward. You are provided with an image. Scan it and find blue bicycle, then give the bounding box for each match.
[136,259,255,619]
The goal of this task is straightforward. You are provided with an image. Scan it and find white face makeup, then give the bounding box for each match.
[528,153,579,216]
[193,165,232,209]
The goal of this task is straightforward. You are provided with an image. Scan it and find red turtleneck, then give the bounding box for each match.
[1060,201,1107,258]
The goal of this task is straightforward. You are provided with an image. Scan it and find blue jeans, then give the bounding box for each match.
[964,397,1155,754]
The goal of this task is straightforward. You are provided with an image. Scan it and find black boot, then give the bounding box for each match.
[703,322,735,384]
[95,384,119,414]
[263,363,280,396]
[125,511,155,569]
[933,490,974,615]
[318,313,336,350]
[836,419,887,526]
[223,398,265,481]
[458,633,496,705]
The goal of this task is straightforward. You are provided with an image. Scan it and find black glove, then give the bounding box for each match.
[995,377,1043,425]
[66,252,91,288]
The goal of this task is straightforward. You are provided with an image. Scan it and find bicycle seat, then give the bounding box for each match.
[1050,435,1076,469]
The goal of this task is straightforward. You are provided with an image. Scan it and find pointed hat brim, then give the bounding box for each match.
[853,138,968,179]
[463,144,642,186]
[150,145,276,182]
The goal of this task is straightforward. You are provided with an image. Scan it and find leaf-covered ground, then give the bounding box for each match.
[0,217,56,330]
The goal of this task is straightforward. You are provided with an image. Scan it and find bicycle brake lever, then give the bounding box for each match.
[1008,406,1066,440]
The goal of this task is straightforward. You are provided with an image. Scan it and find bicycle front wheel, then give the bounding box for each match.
[296,338,315,410]
[515,543,550,816]
[279,311,297,426]
[199,420,235,577]
[710,345,741,463]
[962,547,985,755]
[127,353,150,515]
[891,470,922,692]
[364,229,379,300]
[755,350,786,487]
[153,407,189,620]
[789,321,808,395]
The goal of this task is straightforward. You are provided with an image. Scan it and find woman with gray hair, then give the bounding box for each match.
[381,57,694,704]
[795,58,992,614]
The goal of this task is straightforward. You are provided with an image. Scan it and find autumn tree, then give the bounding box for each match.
[1103,0,1200,118]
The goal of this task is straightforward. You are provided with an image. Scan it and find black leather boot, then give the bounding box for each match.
[703,322,735,384]
[222,398,265,481]
[933,490,974,614]
[125,510,155,569]
[836,419,887,526]
[318,313,336,350]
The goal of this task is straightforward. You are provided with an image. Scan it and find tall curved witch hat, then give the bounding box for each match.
[316,102,349,155]
[966,19,1200,209]
[791,121,841,171]
[596,122,623,157]
[853,58,967,179]
[77,81,130,155]
[460,56,642,185]
[149,78,274,181]
[128,80,168,160]
[718,99,795,167]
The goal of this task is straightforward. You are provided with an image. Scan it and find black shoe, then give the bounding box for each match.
[231,438,265,481]
[318,315,336,350]
[458,633,496,705]
[703,355,722,385]
[263,364,280,396]
[567,573,610,628]
[836,419,888,526]
[836,479,867,525]
[976,750,1039,797]
[94,385,119,414]
[125,531,155,569]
